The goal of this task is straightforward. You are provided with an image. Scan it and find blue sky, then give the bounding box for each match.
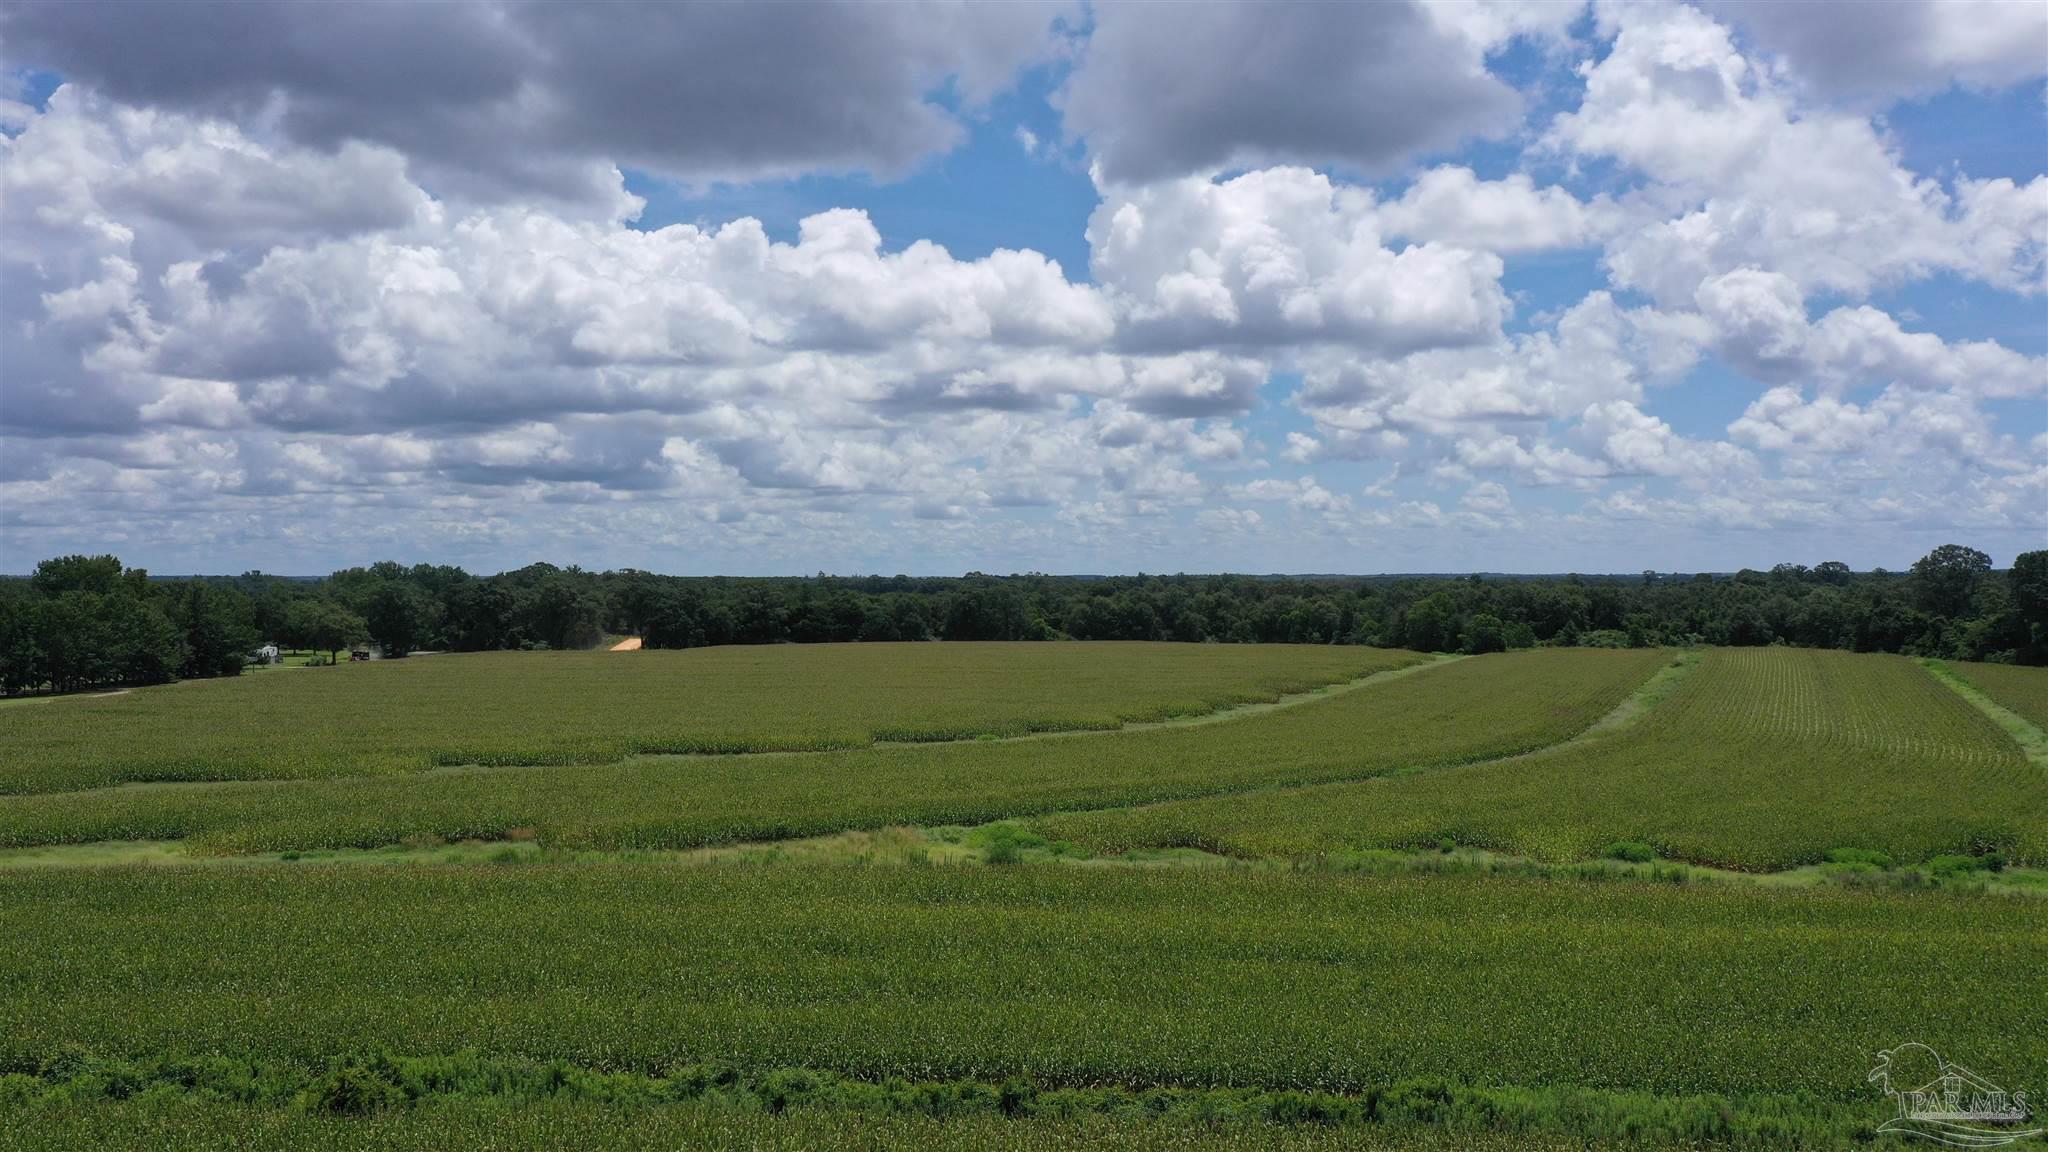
[628,71,1099,273]
[1,1,2043,576]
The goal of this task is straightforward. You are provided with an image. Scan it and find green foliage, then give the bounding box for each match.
[0,650,1658,851]
[1575,629,1634,649]
[1395,593,1457,652]
[1459,613,1507,654]
[0,560,190,695]
[1927,852,2005,877]
[29,555,129,598]
[521,575,606,652]
[0,643,1419,793]
[1911,543,1992,620]
[284,600,368,662]
[1601,841,1655,863]
[1823,848,1893,871]
[0,1097,1811,1151]
[171,582,258,681]
[11,544,2045,679]
[0,1052,1919,1149]
[1040,649,2046,870]
[308,1058,407,1115]
[2013,550,2048,661]
[0,560,357,695]
[972,824,1044,865]
[364,585,431,660]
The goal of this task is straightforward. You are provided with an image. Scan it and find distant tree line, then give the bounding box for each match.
[2,544,2043,695]
[0,555,260,695]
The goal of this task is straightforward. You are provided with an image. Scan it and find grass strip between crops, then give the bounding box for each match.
[8,826,2046,901]
[1570,647,1698,736]
[1937,659,2048,729]
[864,652,1461,745]
[1037,648,2047,870]
[1925,659,2048,769]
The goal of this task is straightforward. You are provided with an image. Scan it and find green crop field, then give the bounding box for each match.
[0,648,1665,853]
[0,643,1419,793]
[12,6,2046,1144]
[2,864,2042,1145]
[5,641,2045,1150]
[1945,660,2048,731]
[1039,648,2045,869]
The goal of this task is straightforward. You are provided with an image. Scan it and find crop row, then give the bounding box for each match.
[1037,649,2046,870]
[0,1099,1650,1152]
[1,863,2040,1104]
[0,643,1418,793]
[0,649,1666,854]
[0,1051,1890,1150]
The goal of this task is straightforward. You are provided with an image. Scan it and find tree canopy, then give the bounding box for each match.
[3,545,2042,696]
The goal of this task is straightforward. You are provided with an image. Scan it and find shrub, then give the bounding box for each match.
[1929,851,2005,877]
[755,1067,823,1113]
[1603,841,1656,863]
[305,1058,404,1115]
[1824,847,1894,871]
[997,1076,1038,1116]
[974,823,1045,865]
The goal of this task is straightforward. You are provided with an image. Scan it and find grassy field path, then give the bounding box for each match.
[1925,659,2048,769]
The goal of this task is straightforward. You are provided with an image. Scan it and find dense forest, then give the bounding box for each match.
[1,545,2043,695]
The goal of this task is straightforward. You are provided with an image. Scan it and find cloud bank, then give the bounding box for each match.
[2,0,2042,574]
